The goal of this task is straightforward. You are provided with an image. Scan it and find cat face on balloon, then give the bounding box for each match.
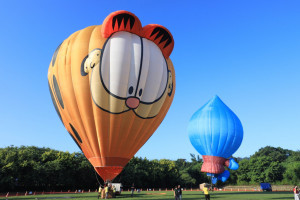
[81,11,174,119]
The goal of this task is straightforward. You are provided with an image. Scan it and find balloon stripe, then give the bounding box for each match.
[52,75,64,109]
[48,81,62,122]
[51,43,62,67]
[68,131,82,151]
[71,26,101,158]
[63,31,95,157]
[88,25,107,161]
[221,109,230,157]
[70,123,82,143]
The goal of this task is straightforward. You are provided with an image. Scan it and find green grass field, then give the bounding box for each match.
[0,191,294,200]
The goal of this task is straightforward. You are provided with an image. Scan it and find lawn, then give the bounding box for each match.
[1,191,293,200]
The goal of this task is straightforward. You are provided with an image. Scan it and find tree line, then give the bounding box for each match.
[0,146,299,192]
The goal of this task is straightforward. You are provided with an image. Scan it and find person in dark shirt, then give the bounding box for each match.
[177,185,182,200]
[131,184,135,197]
[174,186,179,200]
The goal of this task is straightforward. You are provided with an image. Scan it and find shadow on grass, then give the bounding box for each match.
[115,193,220,200]
[2,197,76,200]
[213,191,292,200]
[115,193,170,199]
[212,191,290,195]
[209,191,290,195]
[182,191,292,200]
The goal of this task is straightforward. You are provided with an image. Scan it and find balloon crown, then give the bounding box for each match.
[204,95,226,109]
[101,10,174,59]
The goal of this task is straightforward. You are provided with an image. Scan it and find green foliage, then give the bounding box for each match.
[116,157,180,189]
[236,147,299,185]
[282,150,300,185]
[236,159,251,184]
[0,146,96,192]
[252,146,291,162]
[0,146,299,192]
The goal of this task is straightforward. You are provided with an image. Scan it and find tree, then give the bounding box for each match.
[1,145,299,191]
[282,150,300,185]
[180,169,196,188]
[236,159,251,184]
[0,146,97,192]
[252,146,291,162]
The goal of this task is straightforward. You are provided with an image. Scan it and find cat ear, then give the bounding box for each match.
[142,24,174,59]
[101,10,143,38]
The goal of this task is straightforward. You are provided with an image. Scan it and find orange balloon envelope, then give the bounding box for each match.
[47,10,175,181]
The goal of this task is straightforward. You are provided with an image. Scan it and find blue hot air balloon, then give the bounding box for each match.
[188,95,243,183]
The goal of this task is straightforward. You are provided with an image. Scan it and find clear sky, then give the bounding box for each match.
[0,0,299,161]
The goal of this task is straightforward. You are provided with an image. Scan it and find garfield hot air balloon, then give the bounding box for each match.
[188,96,243,184]
[48,10,175,182]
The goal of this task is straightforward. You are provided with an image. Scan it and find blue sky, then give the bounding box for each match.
[0,0,299,161]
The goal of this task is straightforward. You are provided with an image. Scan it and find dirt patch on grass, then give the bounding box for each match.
[145,193,166,195]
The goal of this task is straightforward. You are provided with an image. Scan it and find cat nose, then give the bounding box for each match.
[126,97,140,109]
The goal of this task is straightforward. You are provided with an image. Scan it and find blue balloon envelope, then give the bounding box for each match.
[188,95,243,182]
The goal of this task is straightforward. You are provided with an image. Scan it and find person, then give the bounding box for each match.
[97,185,102,199]
[131,184,135,197]
[174,186,179,200]
[203,185,210,200]
[112,185,116,198]
[104,184,109,199]
[177,185,182,200]
[294,186,299,200]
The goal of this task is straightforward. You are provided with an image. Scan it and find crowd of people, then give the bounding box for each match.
[96,183,298,199]
[98,183,117,199]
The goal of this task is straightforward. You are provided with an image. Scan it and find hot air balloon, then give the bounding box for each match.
[48,10,175,182]
[188,96,243,184]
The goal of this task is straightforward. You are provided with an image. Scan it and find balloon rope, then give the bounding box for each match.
[94,171,102,186]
